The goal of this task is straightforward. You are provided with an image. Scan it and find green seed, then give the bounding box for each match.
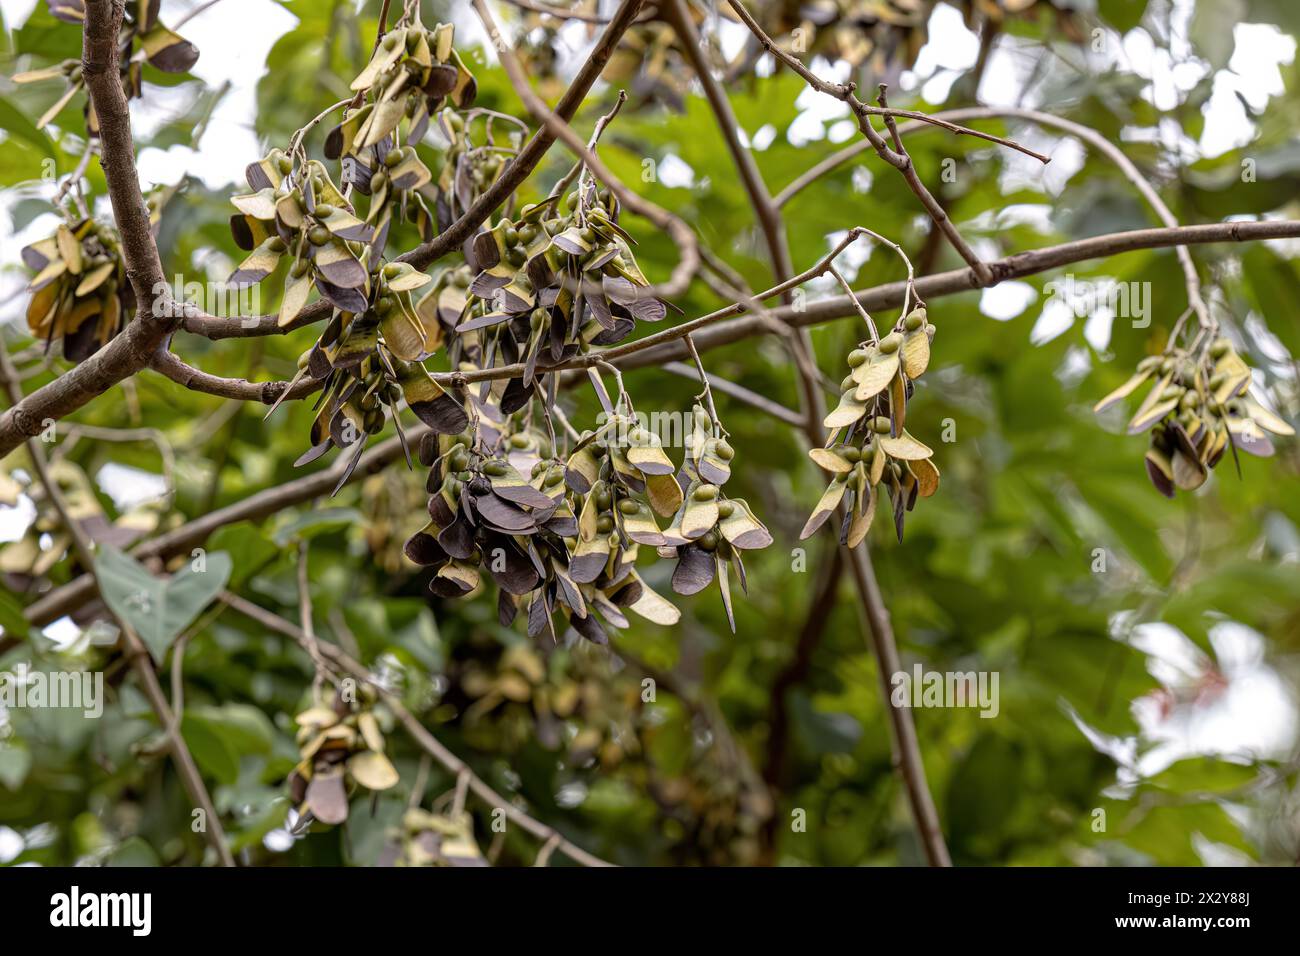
[617,499,639,515]
[697,531,719,552]
[384,148,404,168]
[847,348,869,367]
[308,225,330,246]
[382,263,402,279]
[872,416,891,434]
[596,516,614,534]
[715,440,735,461]
[313,203,335,219]
[878,332,902,354]
[717,501,735,519]
[903,308,926,331]
[693,484,719,502]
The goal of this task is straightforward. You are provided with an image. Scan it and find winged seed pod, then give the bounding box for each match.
[654,404,772,633]
[1093,337,1294,497]
[323,19,476,247]
[433,109,523,232]
[803,305,939,546]
[330,21,476,158]
[417,180,669,410]
[404,410,686,647]
[22,217,134,362]
[457,642,639,766]
[288,689,399,828]
[228,154,373,314]
[377,809,488,867]
[14,0,198,132]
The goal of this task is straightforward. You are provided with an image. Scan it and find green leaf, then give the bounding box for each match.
[0,586,31,642]
[184,703,275,755]
[106,836,160,867]
[94,547,233,660]
[208,524,278,586]
[0,94,56,161]
[272,507,362,546]
[0,741,33,790]
[180,711,242,786]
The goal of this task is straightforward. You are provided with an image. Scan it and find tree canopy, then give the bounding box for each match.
[0,0,1298,868]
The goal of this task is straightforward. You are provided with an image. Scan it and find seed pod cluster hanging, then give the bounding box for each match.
[289,690,399,829]
[13,0,199,132]
[417,179,669,413]
[657,404,772,632]
[803,305,940,546]
[22,218,134,361]
[224,15,480,483]
[403,402,690,646]
[1094,337,1295,497]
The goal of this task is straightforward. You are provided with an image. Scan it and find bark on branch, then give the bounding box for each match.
[0,0,179,461]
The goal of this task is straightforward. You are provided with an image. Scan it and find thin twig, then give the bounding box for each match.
[219,591,615,867]
[0,335,235,868]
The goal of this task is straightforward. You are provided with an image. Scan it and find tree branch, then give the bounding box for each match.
[474,0,698,297]
[19,220,1300,630]
[0,0,183,460]
[0,335,234,868]
[23,425,429,627]
[149,348,323,404]
[220,591,614,867]
[610,220,1300,373]
[774,104,1212,327]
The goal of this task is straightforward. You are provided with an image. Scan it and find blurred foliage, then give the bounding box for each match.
[0,0,1298,867]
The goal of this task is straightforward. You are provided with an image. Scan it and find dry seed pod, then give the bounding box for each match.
[22,217,134,362]
[403,407,691,644]
[288,691,398,828]
[15,1,198,132]
[653,404,772,633]
[805,306,939,546]
[1094,338,1293,497]
[378,809,487,867]
[454,642,636,764]
[419,181,669,409]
